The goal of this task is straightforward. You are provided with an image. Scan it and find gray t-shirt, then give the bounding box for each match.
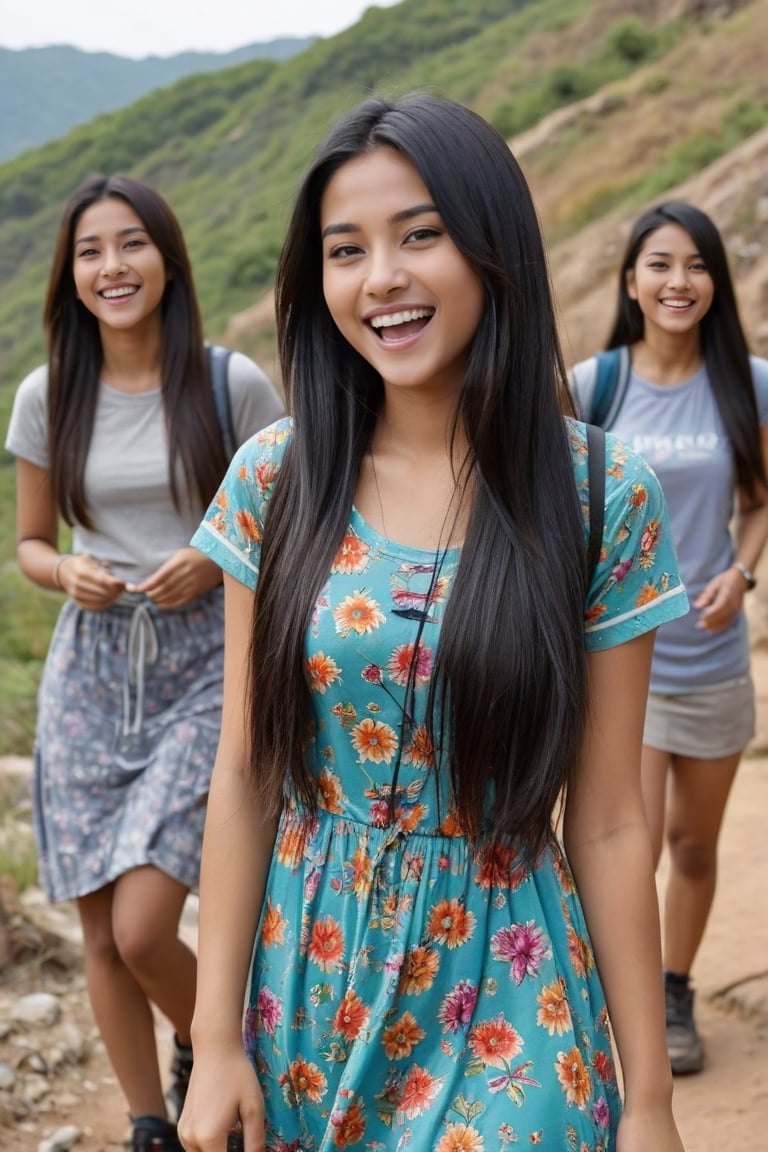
[570,353,768,692]
[5,352,285,584]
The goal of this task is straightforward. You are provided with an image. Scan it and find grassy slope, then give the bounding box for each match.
[0,0,766,753]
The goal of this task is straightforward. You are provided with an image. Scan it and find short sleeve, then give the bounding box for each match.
[190,416,292,589]
[4,365,50,468]
[568,420,689,651]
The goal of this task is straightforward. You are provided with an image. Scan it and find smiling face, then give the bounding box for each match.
[626,222,715,339]
[72,196,168,336]
[320,146,485,399]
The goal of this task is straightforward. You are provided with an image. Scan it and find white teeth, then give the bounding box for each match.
[662,299,691,309]
[102,286,137,299]
[370,308,433,329]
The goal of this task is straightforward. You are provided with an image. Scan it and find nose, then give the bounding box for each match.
[666,263,690,289]
[100,246,128,278]
[363,245,409,297]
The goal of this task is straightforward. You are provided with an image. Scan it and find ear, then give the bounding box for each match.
[625,267,638,301]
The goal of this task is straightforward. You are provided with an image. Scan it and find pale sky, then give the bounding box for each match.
[0,0,402,59]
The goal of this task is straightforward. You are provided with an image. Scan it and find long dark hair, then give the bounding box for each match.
[44,173,229,527]
[250,93,588,855]
[607,200,765,497]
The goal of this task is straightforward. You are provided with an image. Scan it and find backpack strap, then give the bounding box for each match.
[591,346,631,428]
[206,343,236,459]
[585,422,606,589]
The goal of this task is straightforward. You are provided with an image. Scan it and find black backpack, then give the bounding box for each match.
[205,343,236,459]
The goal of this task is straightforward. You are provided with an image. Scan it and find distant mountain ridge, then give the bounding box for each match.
[0,39,314,161]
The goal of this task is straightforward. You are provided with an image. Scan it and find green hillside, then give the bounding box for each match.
[1,0,767,754]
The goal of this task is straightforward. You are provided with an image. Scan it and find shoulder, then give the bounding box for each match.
[228,415,294,486]
[14,363,49,403]
[749,354,768,392]
[225,348,272,391]
[566,416,663,513]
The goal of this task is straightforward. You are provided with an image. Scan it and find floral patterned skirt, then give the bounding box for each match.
[245,806,621,1152]
[33,588,224,901]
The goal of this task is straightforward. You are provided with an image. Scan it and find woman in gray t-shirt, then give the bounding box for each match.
[4,175,284,1152]
[570,200,768,1078]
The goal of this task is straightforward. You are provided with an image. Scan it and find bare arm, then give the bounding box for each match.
[14,457,125,606]
[563,632,684,1152]
[695,424,768,631]
[178,573,278,1152]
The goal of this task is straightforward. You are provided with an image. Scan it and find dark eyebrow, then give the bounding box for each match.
[645,248,703,260]
[75,225,148,245]
[321,202,438,240]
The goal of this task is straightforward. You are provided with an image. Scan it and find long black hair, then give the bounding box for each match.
[44,173,229,527]
[250,93,588,856]
[607,200,765,498]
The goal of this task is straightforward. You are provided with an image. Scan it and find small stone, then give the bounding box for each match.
[10,993,61,1026]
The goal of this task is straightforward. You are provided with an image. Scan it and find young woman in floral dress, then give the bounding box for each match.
[178,95,689,1152]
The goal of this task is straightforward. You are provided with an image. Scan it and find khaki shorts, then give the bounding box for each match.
[643,674,755,759]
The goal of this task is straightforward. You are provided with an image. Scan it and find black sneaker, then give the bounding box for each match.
[167,1034,194,1122]
[665,976,704,1074]
[130,1116,183,1152]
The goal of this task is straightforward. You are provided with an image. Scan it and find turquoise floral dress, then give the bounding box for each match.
[192,417,688,1152]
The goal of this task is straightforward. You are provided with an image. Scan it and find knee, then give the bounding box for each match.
[113,916,164,974]
[667,828,716,881]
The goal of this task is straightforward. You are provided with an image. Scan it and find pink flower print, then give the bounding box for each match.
[437,978,478,1033]
[490,920,550,984]
[257,986,283,1037]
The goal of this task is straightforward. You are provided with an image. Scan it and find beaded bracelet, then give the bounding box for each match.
[52,553,72,589]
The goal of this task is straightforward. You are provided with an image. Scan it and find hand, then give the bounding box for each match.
[128,548,221,608]
[177,1046,266,1152]
[693,567,745,632]
[58,553,126,610]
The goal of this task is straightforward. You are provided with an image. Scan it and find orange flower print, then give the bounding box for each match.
[556,1046,592,1108]
[254,459,279,492]
[382,1011,426,1059]
[316,767,344,814]
[279,1055,327,1107]
[306,652,341,694]
[566,924,594,977]
[396,801,429,834]
[344,842,373,899]
[333,591,386,637]
[397,1064,443,1120]
[635,581,660,606]
[330,1098,367,1148]
[351,717,399,764]
[307,915,345,973]
[332,989,370,1041]
[584,602,608,625]
[276,820,309,870]
[235,508,261,542]
[536,979,573,1036]
[427,898,476,949]
[627,481,648,509]
[398,944,440,995]
[468,1014,523,1068]
[332,530,371,575]
[387,642,432,687]
[592,1049,615,1085]
[436,1123,484,1152]
[261,899,288,948]
[402,724,435,769]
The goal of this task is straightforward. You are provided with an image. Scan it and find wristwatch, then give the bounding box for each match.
[733,561,757,590]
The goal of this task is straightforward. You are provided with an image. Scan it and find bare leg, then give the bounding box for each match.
[640,743,671,868]
[77,883,168,1119]
[112,866,196,1045]
[663,750,741,974]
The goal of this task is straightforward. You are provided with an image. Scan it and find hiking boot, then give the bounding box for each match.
[167,1034,194,1122]
[130,1116,183,1152]
[665,975,704,1074]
